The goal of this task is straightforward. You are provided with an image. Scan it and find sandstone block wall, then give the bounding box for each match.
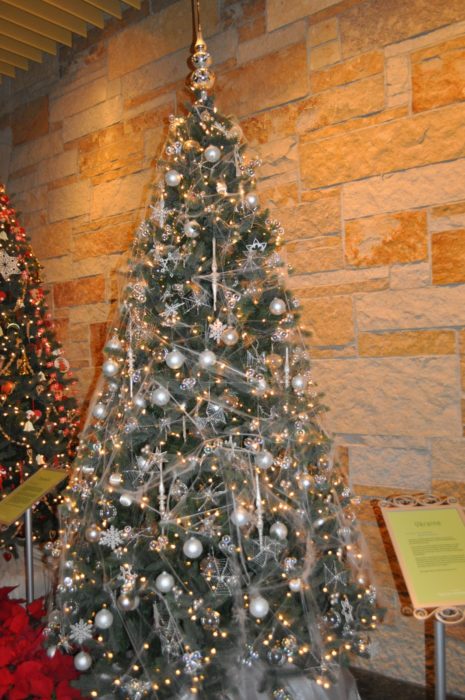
[1,0,465,691]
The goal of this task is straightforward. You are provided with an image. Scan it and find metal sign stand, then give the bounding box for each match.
[434,619,446,700]
[24,507,34,604]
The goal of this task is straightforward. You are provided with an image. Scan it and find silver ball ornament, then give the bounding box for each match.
[183,537,203,559]
[166,349,185,369]
[106,337,121,352]
[93,402,107,420]
[46,645,57,658]
[117,592,140,611]
[165,169,182,187]
[270,521,288,540]
[231,506,250,527]
[249,595,269,619]
[108,472,122,487]
[289,578,302,592]
[245,192,259,209]
[269,297,286,316]
[85,524,100,543]
[119,493,133,507]
[156,571,175,593]
[151,386,170,406]
[102,359,119,377]
[254,378,268,395]
[198,349,216,369]
[134,394,147,409]
[204,145,221,163]
[184,220,200,238]
[254,450,274,470]
[291,374,307,392]
[74,651,92,672]
[95,609,114,629]
[221,327,239,346]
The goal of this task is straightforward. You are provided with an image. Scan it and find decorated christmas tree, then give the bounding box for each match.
[0,184,79,553]
[49,23,379,700]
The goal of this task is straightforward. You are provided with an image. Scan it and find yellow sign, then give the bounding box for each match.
[0,468,68,527]
[382,504,465,609]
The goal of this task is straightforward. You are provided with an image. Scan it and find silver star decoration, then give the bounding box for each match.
[246,238,267,253]
[0,249,20,280]
[209,319,227,344]
[150,198,167,226]
[69,619,93,645]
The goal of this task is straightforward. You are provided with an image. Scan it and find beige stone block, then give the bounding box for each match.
[386,55,410,108]
[359,330,456,357]
[432,229,465,285]
[345,211,427,267]
[69,303,113,325]
[50,78,108,122]
[144,127,167,166]
[237,20,305,64]
[218,43,309,117]
[280,189,340,240]
[37,150,77,185]
[412,35,465,113]
[289,266,389,297]
[90,170,151,220]
[10,131,62,172]
[54,275,105,308]
[344,159,465,220]
[242,102,303,145]
[48,180,90,223]
[340,0,465,59]
[312,356,462,437]
[79,133,144,182]
[41,256,73,283]
[12,96,48,146]
[258,181,299,208]
[349,445,431,489]
[300,102,465,189]
[299,294,354,346]
[430,200,465,232]
[390,262,430,289]
[287,234,344,274]
[301,105,408,144]
[63,96,123,143]
[13,186,47,215]
[108,0,218,79]
[297,74,385,133]
[356,286,465,331]
[255,136,298,179]
[308,18,338,47]
[310,50,383,93]
[72,254,126,281]
[267,0,341,31]
[432,438,465,481]
[310,40,341,70]
[30,219,72,259]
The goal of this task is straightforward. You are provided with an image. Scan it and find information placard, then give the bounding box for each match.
[0,468,68,527]
[381,504,465,609]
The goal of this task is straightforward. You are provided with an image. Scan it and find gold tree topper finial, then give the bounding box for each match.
[189,0,215,95]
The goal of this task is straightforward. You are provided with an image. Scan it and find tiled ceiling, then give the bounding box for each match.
[0,0,141,80]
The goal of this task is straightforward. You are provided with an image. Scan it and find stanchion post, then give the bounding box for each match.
[434,618,446,700]
[24,507,34,604]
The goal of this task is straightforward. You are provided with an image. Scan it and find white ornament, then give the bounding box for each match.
[134,395,147,409]
[198,350,216,369]
[120,493,133,507]
[269,297,286,316]
[254,450,274,470]
[245,192,259,209]
[85,525,100,543]
[165,169,182,187]
[74,651,92,672]
[106,336,121,352]
[117,593,140,611]
[221,327,239,346]
[270,521,288,540]
[291,374,307,392]
[166,349,185,369]
[288,578,301,592]
[151,386,170,406]
[93,402,107,420]
[183,537,203,559]
[155,571,175,593]
[95,609,114,630]
[249,595,269,618]
[102,359,119,377]
[184,220,200,238]
[204,145,221,163]
[109,473,122,487]
[231,506,250,527]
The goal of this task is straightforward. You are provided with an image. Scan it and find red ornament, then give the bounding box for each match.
[0,381,15,395]
[0,291,6,302]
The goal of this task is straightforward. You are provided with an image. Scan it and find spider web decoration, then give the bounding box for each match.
[250,536,284,567]
[153,600,184,658]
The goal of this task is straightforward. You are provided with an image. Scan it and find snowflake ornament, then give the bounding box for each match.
[99,525,124,550]
[69,619,93,645]
[209,319,227,344]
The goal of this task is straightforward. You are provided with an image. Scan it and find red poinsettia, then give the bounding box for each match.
[0,588,86,700]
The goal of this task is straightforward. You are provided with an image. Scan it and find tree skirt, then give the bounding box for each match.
[0,545,51,599]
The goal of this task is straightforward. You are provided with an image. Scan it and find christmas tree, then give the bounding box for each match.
[0,184,79,553]
[49,26,379,700]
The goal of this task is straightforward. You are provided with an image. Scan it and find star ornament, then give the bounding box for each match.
[0,249,20,279]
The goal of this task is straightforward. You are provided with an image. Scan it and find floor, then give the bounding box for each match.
[351,668,462,700]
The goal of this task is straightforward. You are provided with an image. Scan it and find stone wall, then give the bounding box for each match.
[1,0,465,692]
